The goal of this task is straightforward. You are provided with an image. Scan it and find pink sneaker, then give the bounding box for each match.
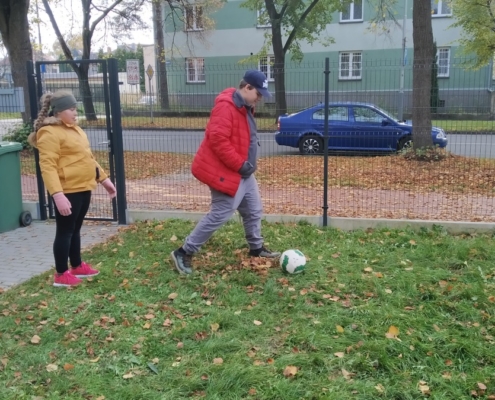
[53,270,82,287]
[71,261,100,278]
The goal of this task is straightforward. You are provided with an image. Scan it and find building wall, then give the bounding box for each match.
[159,0,493,115]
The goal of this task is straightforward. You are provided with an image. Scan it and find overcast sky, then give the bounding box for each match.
[33,1,154,55]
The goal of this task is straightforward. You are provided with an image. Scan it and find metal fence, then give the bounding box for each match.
[5,58,495,223]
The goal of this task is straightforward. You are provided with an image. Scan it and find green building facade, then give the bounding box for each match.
[156,0,493,115]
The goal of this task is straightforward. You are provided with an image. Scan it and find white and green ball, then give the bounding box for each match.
[280,249,306,274]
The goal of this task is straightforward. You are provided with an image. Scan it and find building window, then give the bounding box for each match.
[257,6,271,27]
[185,5,203,31]
[259,56,274,81]
[339,51,362,80]
[431,0,451,16]
[341,0,363,22]
[437,47,450,77]
[186,58,205,83]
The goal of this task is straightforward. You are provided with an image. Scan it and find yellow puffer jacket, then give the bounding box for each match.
[36,117,108,195]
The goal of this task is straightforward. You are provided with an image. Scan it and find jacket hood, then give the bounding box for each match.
[39,116,62,128]
[215,88,237,107]
[215,87,254,114]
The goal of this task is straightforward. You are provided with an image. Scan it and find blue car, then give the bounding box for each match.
[275,102,448,155]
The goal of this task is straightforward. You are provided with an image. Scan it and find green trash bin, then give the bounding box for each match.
[0,141,32,233]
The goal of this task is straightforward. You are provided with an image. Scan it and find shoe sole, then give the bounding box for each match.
[53,282,81,287]
[170,251,190,275]
[72,272,99,278]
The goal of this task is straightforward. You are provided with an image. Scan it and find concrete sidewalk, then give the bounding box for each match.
[0,220,121,289]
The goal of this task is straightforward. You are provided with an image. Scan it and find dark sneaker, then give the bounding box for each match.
[249,246,281,258]
[170,249,193,275]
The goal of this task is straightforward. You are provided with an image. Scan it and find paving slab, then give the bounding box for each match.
[0,220,121,289]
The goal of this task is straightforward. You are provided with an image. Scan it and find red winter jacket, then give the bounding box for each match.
[191,88,251,196]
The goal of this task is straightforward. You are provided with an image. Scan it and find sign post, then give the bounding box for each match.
[126,59,140,85]
[146,64,154,123]
[126,59,140,108]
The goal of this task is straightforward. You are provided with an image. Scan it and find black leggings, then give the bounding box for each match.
[53,191,91,273]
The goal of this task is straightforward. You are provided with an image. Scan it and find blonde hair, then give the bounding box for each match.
[28,93,52,147]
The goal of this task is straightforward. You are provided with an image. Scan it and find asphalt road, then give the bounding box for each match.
[86,129,495,159]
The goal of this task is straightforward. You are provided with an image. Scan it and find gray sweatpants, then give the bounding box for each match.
[182,175,263,254]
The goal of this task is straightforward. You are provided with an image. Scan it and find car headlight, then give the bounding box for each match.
[435,130,446,139]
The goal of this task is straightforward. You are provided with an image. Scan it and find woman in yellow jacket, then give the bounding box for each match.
[28,91,116,287]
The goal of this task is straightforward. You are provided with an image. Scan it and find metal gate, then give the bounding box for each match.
[26,59,127,224]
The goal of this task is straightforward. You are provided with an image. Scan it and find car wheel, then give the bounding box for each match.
[299,135,323,155]
[398,136,413,151]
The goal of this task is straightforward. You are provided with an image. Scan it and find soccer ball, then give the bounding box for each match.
[280,249,306,274]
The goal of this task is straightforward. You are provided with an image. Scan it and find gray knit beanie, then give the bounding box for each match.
[50,91,77,114]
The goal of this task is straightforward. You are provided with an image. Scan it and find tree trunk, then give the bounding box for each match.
[153,0,170,110]
[77,66,97,121]
[0,0,33,122]
[271,20,287,117]
[490,91,495,120]
[412,0,434,149]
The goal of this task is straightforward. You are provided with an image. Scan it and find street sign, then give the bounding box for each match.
[146,64,154,79]
[126,59,140,85]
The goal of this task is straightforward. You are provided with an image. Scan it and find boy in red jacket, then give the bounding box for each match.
[171,70,280,274]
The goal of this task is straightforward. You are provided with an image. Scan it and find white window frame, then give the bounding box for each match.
[339,51,362,80]
[431,0,452,17]
[186,58,205,83]
[437,47,450,78]
[258,56,274,82]
[257,6,271,28]
[185,5,203,31]
[340,1,363,22]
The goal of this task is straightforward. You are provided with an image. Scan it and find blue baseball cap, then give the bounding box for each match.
[243,70,271,98]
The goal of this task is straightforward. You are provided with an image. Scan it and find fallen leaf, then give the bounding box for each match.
[418,382,430,395]
[89,357,100,363]
[30,335,41,344]
[213,358,223,365]
[63,363,74,371]
[375,384,385,393]
[253,320,262,326]
[477,382,487,390]
[168,293,178,300]
[283,365,298,377]
[341,368,355,380]
[385,325,399,339]
[336,325,344,333]
[170,235,177,241]
[210,323,220,332]
[248,388,257,395]
[442,371,452,380]
[123,372,134,379]
[177,342,184,349]
[147,363,159,374]
[334,352,345,358]
[46,364,58,372]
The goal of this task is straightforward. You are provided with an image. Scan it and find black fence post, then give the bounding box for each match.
[26,61,47,220]
[107,58,127,225]
[322,58,330,227]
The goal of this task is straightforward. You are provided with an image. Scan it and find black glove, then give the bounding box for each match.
[238,161,255,178]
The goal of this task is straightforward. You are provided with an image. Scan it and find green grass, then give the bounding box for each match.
[432,120,495,132]
[1,220,495,399]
